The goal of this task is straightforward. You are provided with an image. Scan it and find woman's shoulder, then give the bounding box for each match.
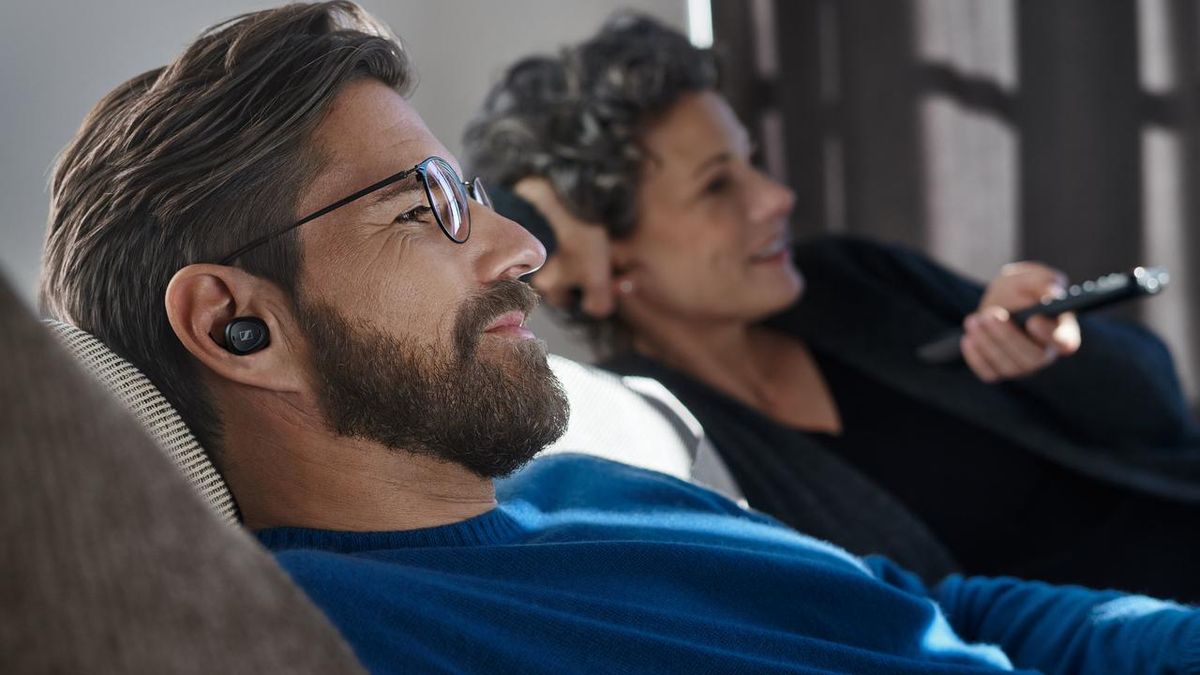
[794,234,978,308]
[794,234,927,273]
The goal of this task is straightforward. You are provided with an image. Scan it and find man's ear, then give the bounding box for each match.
[165,264,306,393]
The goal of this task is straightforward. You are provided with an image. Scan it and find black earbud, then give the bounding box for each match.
[224,317,270,355]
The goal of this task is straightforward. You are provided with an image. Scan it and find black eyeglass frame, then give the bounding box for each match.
[217,156,487,265]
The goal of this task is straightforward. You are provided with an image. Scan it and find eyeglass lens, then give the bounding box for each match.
[423,158,466,242]
[470,177,491,209]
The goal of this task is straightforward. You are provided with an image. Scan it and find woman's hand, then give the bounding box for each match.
[513,177,617,318]
[961,261,1082,382]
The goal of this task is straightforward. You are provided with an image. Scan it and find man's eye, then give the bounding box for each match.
[395,205,434,223]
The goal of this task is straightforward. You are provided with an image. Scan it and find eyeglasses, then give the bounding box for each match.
[217,156,490,264]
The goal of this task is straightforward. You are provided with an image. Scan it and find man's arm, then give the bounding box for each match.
[936,573,1200,675]
[866,556,1200,675]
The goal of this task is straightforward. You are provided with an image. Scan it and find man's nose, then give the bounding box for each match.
[470,202,547,282]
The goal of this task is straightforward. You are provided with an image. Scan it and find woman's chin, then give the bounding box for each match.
[735,275,804,324]
[765,283,804,317]
[758,263,805,310]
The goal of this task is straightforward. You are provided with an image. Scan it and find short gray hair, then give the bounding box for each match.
[464,12,719,239]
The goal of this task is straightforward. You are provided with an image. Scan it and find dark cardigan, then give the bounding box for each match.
[764,236,1200,496]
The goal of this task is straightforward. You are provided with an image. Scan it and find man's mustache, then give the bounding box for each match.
[453,279,540,357]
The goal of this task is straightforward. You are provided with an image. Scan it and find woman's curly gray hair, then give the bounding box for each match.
[464,12,719,238]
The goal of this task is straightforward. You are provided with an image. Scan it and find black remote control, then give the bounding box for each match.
[916,266,1169,365]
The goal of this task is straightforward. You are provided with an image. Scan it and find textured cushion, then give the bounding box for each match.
[45,320,238,524]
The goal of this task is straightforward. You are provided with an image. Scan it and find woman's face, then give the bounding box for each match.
[616,91,803,327]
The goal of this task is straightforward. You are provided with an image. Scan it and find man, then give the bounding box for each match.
[40,3,1199,673]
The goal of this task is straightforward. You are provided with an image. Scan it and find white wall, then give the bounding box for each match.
[0,0,686,359]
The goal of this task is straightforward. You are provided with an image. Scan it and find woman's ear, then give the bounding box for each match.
[164,264,306,393]
[609,237,636,272]
[609,239,642,295]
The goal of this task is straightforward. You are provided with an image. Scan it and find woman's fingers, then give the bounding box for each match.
[576,242,616,318]
[961,333,1000,383]
[962,307,1056,381]
[1026,312,1082,357]
[532,259,572,310]
[979,261,1067,316]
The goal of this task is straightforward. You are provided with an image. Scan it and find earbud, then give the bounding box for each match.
[224,317,270,355]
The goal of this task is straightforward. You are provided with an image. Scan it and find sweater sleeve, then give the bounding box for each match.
[842,236,1197,448]
[934,572,1200,675]
[864,556,1200,675]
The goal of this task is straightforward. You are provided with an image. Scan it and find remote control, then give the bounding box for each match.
[916,266,1170,365]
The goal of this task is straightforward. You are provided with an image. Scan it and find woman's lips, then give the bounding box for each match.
[749,235,791,265]
[750,247,791,266]
[748,230,787,263]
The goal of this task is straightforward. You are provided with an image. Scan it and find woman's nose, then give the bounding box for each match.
[747,169,796,224]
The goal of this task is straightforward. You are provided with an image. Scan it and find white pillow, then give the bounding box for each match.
[543,356,743,501]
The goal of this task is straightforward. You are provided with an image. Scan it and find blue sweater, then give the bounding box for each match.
[258,455,1200,674]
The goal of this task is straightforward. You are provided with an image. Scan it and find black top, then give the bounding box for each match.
[608,346,1200,600]
[604,349,963,582]
[809,349,1126,580]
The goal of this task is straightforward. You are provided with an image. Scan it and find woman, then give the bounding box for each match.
[465,14,1200,597]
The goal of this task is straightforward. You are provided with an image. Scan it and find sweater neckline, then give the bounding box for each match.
[255,503,526,552]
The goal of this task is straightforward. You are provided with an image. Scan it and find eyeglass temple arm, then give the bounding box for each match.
[218,167,419,265]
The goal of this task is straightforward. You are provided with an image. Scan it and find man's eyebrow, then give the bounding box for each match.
[361,173,423,210]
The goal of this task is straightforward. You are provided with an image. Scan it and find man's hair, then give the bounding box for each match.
[40,1,412,465]
[462,12,718,353]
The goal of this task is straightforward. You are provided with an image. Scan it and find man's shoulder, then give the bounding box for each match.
[500,454,761,521]
[499,455,800,538]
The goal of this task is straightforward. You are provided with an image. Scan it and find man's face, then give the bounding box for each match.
[292,79,568,477]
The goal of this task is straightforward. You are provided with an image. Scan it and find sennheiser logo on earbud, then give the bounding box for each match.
[238,330,256,341]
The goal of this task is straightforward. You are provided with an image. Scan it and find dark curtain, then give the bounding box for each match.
[714,0,1200,404]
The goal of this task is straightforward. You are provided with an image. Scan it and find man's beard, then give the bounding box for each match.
[296,280,569,478]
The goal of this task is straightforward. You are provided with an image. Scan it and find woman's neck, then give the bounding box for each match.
[629,312,841,433]
[633,315,778,406]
